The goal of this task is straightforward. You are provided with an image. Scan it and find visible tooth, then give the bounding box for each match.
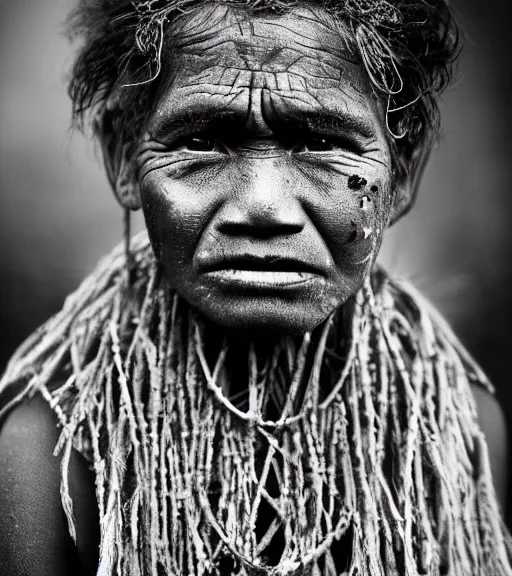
[208,269,319,286]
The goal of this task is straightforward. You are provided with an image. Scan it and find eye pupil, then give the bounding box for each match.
[308,137,332,151]
[187,137,214,151]
[296,137,334,152]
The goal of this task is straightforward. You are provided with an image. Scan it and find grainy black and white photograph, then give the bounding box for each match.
[0,0,511,574]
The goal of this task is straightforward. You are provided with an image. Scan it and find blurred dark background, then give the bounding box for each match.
[1,0,511,515]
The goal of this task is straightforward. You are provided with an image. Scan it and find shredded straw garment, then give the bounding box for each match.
[1,231,511,575]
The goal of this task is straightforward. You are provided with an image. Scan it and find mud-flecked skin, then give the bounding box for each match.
[131,7,402,334]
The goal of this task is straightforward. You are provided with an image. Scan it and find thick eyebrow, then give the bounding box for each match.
[150,105,241,140]
[150,101,377,143]
[271,110,377,141]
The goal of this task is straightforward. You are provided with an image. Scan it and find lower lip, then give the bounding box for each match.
[205,269,323,289]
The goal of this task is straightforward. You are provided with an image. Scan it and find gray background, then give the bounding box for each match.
[1,0,511,513]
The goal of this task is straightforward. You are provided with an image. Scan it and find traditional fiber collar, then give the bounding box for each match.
[1,232,511,576]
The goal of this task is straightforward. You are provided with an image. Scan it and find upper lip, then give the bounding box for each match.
[200,254,326,276]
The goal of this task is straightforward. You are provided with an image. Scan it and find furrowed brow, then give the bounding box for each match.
[151,106,240,140]
[271,109,377,141]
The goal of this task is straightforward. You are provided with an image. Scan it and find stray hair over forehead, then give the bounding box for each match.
[68,0,460,180]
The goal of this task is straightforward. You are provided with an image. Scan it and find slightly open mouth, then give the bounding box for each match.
[200,255,326,289]
[205,269,323,288]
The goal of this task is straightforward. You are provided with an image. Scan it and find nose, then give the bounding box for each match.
[215,159,305,239]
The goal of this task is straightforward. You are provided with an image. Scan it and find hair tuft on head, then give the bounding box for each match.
[67,0,461,178]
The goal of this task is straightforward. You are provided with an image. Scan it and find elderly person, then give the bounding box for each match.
[0,1,510,575]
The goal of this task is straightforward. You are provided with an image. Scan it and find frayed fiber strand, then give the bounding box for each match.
[1,231,511,575]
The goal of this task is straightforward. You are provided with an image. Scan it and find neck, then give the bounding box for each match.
[194,297,356,413]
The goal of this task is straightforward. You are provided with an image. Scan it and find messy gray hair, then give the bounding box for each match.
[68,0,461,183]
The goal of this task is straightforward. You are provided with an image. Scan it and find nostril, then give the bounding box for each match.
[214,197,305,238]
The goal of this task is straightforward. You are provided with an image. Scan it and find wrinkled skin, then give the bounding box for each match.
[133,5,399,334]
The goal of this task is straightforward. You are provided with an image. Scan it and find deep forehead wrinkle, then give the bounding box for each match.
[173,62,352,94]
[162,14,365,98]
[170,5,357,69]
[150,4,384,142]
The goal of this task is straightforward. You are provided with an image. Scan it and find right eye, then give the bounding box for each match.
[294,136,334,153]
[176,135,220,152]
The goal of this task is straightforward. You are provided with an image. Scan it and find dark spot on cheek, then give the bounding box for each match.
[370,185,379,193]
[348,175,367,191]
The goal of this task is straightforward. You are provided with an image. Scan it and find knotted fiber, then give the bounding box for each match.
[1,231,511,576]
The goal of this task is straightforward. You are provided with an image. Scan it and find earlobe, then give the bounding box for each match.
[93,110,141,211]
[113,151,142,211]
[388,183,413,226]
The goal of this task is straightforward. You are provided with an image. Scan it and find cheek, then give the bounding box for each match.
[139,173,214,275]
[347,191,386,262]
[312,178,389,271]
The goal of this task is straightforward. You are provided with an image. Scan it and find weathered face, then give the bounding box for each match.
[135,6,395,333]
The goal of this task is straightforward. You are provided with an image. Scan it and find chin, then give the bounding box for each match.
[189,294,340,336]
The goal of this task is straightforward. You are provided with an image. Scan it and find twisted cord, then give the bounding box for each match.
[1,232,511,576]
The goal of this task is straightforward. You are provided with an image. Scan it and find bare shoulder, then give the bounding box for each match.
[0,394,76,575]
[470,383,508,512]
[0,394,99,576]
[0,394,64,509]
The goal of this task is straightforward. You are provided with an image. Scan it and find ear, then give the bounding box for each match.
[388,142,432,226]
[93,109,141,211]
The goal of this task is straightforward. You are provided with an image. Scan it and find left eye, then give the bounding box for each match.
[174,135,224,153]
[295,137,334,153]
[183,136,216,151]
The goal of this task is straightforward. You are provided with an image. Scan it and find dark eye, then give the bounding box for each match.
[179,136,217,152]
[302,136,334,152]
[295,137,334,153]
[293,134,362,155]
